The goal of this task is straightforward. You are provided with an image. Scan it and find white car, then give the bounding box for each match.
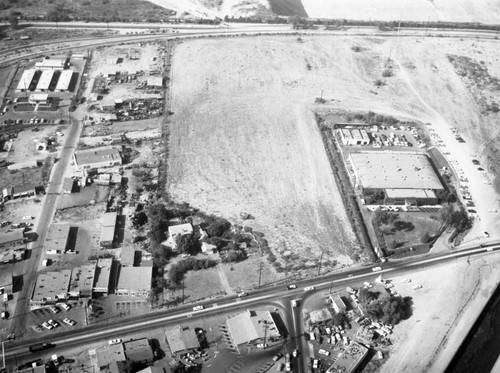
[48,319,59,328]
[256,343,268,348]
[303,286,315,292]
[372,266,382,272]
[108,339,122,345]
[413,285,423,290]
[63,318,76,326]
[22,216,34,220]
[192,305,204,311]
[41,322,53,330]
[56,131,64,137]
[59,303,71,311]
[49,306,60,314]
[237,292,248,298]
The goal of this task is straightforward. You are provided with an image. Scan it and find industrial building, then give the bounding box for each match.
[226,309,281,346]
[123,338,154,364]
[147,76,163,88]
[31,270,72,306]
[28,93,49,105]
[73,146,122,171]
[0,230,25,250]
[100,212,117,247]
[349,151,444,205]
[69,263,96,298]
[310,308,333,324]
[55,69,74,92]
[16,69,37,92]
[165,326,200,355]
[93,258,113,295]
[0,247,25,264]
[339,128,371,146]
[329,294,347,314]
[44,224,77,254]
[0,273,13,295]
[35,69,55,92]
[326,341,369,373]
[35,58,66,70]
[115,266,152,297]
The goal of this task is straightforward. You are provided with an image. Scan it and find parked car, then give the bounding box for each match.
[22,216,34,220]
[48,319,59,328]
[49,306,59,314]
[59,303,71,311]
[108,339,122,345]
[41,322,53,330]
[256,343,268,349]
[62,318,76,326]
[273,353,283,362]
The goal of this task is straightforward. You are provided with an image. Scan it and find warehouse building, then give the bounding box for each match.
[0,273,13,295]
[100,212,117,247]
[339,128,371,146]
[147,76,163,88]
[329,294,347,314]
[16,69,37,92]
[35,69,55,92]
[123,338,154,364]
[55,69,74,92]
[165,326,200,355]
[226,309,281,346]
[349,151,444,205]
[116,266,152,297]
[0,230,25,250]
[326,341,369,373]
[35,58,66,70]
[93,258,113,295]
[44,224,77,254]
[31,270,72,306]
[68,263,96,298]
[73,146,122,171]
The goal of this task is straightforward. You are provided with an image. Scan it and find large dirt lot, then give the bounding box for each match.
[169,37,359,268]
[168,35,500,268]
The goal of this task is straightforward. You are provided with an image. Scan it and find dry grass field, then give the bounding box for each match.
[169,36,361,268]
[169,35,500,268]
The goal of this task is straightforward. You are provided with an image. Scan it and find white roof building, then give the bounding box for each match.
[165,223,193,250]
[35,58,65,70]
[55,69,74,92]
[16,69,36,92]
[35,69,55,92]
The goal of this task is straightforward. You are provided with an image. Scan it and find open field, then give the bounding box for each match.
[169,36,359,269]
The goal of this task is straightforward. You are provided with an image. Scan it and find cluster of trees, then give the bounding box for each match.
[358,288,412,325]
[440,205,471,231]
[168,258,217,285]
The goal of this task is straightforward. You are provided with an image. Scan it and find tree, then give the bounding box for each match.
[332,312,347,327]
[8,11,19,29]
[176,233,201,256]
[204,216,231,237]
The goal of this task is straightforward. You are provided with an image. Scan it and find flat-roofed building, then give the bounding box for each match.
[165,326,200,355]
[28,93,49,105]
[326,341,369,373]
[0,273,13,295]
[123,338,154,364]
[120,246,137,266]
[73,146,122,171]
[44,224,70,254]
[329,294,347,314]
[31,270,71,306]
[349,151,444,205]
[55,69,74,92]
[116,266,152,297]
[147,76,163,88]
[16,69,36,92]
[62,177,75,193]
[226,309,281,346]
[165,223,193,250]
[95,344,126,372]
[100,212,117,247]
[35,58,66,70]
[12,184,36,198]
[69,263,96,298]
[35,69,55,92]
[310,308,332,323]
[339,128,370,146]
[100,100,116,111]
[93,258,113,295]
[0,230,24,250]
[0,247,26,264]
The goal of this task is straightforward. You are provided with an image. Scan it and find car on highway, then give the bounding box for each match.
[108,339,122,345]
[287,284,297,290]
[192,305,204,311]
[273,353,283,361]
[63,318,76,326]
[372,266,382,272]
[256,343,268,349]
[313,359,319,369]
[237,292,248,298]
[292,349,299,358]
[303,286,315,292]
[22,215,34,220]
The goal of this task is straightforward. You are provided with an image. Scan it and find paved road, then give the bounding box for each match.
[9,113,84,339]
[3,244,499,371]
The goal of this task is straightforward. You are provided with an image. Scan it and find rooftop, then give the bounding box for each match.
[69,263,96,295]
[165,326,200,354]
[94,258,113,291]
[36,58,65,68]
[310,308,332,323]
[147,76,163,87]
[326,341,369,373]
[55,69,74,91]
[117,266,152,292]
[0,229,24,246]
[350,151,443,191]
[16,69,36,91]
[32,270,71,303]
[102,212,117,227]
[74,146,121,167]
[36,69,54,90]
[168,223,193,238]
[0,247,25,263]
[226,309,280,346]
[12,184,36,194]
[385,188,437,199]
[44,224,70,253]
[123,338,153,363]
[95,344,126,370]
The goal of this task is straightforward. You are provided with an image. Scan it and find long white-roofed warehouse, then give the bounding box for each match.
[15,69,37,92]
[349,151,444,205]
[35,69,55,92]
[55,69,75,92]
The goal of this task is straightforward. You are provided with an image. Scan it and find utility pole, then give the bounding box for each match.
[182,278,185,303]
[317,251,324,276]
[258,259,263,288]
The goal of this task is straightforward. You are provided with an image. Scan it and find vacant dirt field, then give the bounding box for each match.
[169,37,359,268]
